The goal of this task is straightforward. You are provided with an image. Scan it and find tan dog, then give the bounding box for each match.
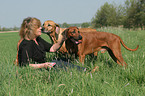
[64,26,139,67]
[41,20,97,55]
[41,20,63,44]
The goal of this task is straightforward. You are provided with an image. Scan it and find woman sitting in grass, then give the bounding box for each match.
[17,17,86,71]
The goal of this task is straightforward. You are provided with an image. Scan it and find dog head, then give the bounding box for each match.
[41,20,60,43]
[41,20,60,34]
[64,26,82,45]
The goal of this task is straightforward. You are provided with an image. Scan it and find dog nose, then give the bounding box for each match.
[79,35,82,40]
[41,27,44,32]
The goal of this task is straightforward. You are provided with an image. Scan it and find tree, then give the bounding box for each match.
[2,27,6,31]
[81,22,90,28]
[13,26,18,31]
[91,2,111,28]
[116,5,126,25]
[137,0,145,29]
[123,0,138,28]
[123,0,145,29]
[91,2,123,28]
[62,22,70,28]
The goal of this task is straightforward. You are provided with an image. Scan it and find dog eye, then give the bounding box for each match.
[72,30,76,33]
[48,24,51,26]
[72,32,75,33]
[78,31,80,33]
[70,32,74,34]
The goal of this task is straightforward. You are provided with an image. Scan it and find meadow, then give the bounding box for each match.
[0,28,144,96]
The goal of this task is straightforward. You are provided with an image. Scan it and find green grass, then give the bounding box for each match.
[0,29,145,96]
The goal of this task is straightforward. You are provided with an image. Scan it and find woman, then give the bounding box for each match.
[18,17,86,71]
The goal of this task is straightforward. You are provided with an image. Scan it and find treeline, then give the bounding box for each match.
[91,0,145,30]
[59,22,91,28]
[0,26,19,31]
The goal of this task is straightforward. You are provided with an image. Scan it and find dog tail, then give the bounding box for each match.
[119,37,139,51]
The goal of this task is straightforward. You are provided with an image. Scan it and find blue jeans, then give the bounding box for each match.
[52,59,86,71]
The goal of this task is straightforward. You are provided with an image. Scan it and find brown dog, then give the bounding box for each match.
[41,20,96,55]
[14,39,23,66]
[64,26,139,67]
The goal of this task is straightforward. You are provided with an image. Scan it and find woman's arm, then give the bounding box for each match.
[49,33,66,52]
[29,62,55,69]
[49,39,65,52]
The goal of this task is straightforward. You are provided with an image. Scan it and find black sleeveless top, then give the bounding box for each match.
[18,36,52,66]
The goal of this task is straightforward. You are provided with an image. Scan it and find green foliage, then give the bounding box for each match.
[91,0,145,29]
[91,2,124,28]
[123,0,138,28]
[0,29,145,96]
[62,22,70,28]
[0,26,19,31]
[92,3,121,28]
[123,0,145,29]
[60,23,82,28]
[81,22,90,28]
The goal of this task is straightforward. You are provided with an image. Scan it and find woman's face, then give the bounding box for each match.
[36,27,42,37]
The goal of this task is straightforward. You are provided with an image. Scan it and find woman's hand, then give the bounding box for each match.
[43,62,56,69]
[49,29,67,52]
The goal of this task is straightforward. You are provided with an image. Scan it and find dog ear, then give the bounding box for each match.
[63,28,69,38]
[55,24,60,27]
[55,24,60,34]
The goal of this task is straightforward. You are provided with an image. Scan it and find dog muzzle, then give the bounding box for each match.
[41,27,52,34]
[70,35,82,45]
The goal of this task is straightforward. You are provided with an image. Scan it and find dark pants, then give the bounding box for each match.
[52,59,86,71]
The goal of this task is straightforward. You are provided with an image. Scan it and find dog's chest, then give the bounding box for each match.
[66,40,78,54]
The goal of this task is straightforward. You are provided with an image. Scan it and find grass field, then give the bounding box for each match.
[0,28,144,96]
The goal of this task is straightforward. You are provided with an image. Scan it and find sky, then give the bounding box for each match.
[0,0,126,28]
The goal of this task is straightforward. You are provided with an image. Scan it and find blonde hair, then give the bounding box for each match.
[19,17,41,40]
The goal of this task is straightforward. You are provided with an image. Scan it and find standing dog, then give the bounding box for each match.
[64,26,139,67]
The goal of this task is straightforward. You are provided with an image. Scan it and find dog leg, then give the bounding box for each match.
[79,55,86,65]
[93,52,98,56]
[113,51,127,67]
[89,52,98,58]
[108,41,128,67]
[107,48,121,65]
